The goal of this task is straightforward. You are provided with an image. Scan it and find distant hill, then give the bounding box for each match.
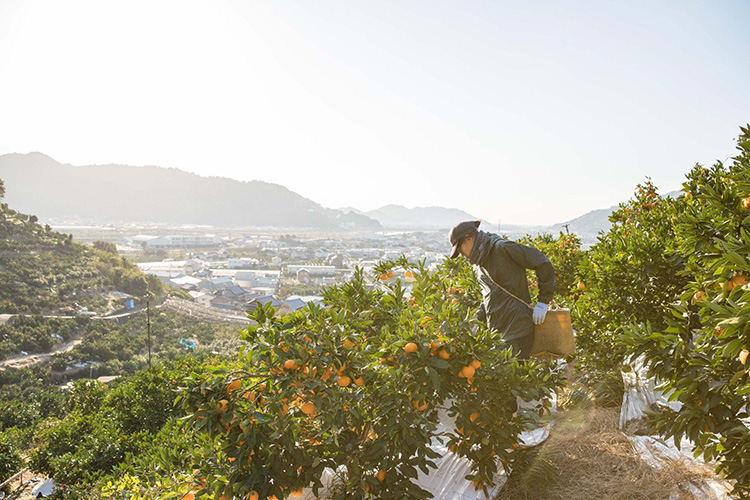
[546,206,617,241]
[0,180,166,315]
[544,190,682,245]
[359,204,478,229]
[0,153,381,230]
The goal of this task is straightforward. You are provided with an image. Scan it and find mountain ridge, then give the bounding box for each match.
[0,153,381,230]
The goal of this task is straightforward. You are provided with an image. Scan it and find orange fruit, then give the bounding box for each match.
[301,402,315,415]
[376,470,386,482]
[246,492,259,500]
[451,298,459,305]
[460,365,475,378]
[404,342,418,353]
[470,359,481,369]
[284,359,299,370]
[438,349,450,360]
[728,274,749,291]
[343,339,356,348]
[242,391,256,402]
[405,270,413,278]
[217,399,229,412]
[292,488,304,497]
[470,412,480,422]
[337,376,351,387]
[693,291,705,301]
[577,282,586,290]
[413,400,427,411]
[227,379,241,392]
[182,493,195,500]
[380,273,388,281]
[740,350,749,366]
[354,376,364,386]
[743,196,750,210]
[387,270,395,278]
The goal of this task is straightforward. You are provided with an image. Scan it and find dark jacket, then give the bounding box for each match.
[469,231,556,341]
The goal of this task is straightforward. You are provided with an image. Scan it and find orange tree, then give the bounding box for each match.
[176,257,563,500]
[572,180,689,375]
[623,126,750,497]
[518,232,583,306]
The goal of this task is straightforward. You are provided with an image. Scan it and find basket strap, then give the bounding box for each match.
[481,271,533,310]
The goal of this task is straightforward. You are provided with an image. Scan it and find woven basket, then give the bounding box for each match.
[531,307,576,360]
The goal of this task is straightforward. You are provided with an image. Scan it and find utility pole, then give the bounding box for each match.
[147,301,152,371]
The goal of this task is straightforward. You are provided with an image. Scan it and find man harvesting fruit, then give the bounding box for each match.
[448,220,556,359]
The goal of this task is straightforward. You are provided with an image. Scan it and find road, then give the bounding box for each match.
[0,297,251,370]
[0,336,83,370]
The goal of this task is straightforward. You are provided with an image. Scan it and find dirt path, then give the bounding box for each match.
[0,336,83,370]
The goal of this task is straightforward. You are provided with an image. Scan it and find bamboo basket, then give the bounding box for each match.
[531,307,576,360]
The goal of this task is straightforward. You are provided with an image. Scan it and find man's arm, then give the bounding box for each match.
[503,242,556,303]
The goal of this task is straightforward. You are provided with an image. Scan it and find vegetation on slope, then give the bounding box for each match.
[0,178,166,315]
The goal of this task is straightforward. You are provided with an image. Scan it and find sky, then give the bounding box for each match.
[0,0,748,226]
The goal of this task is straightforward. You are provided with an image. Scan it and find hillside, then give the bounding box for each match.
[0,153,381,230]
[0,179,165,315]
[360,204,478,229]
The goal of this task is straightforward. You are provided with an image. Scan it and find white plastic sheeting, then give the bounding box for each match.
[620,356,734,499]
[619,354,681,431]
[627,435,734,500]
[31,478,55,497]
[289,404,509,500]
[287,396,557,500]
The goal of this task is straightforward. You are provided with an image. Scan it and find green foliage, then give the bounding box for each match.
[0,201,166,314]
[29,360,194,487]
[0,435,23,485]
[176,258,563,499]
[52,310,242,376]
[573,180,689,373]
[623,125,750,497]
[0,315,83,360]
[92,241,118,254]
[518,232,583,305]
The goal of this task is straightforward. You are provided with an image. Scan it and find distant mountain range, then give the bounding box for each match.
[0,152,654,239]
[0,153,381,230]
[342,205,479,230]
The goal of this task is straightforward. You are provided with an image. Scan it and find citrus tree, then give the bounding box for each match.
[572,180,689,374]
[177,258,563,500]
[0,437,23,488]
[518,232,583,305]
[624,125,750,497]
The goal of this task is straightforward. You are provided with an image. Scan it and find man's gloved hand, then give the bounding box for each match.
[532,302,549,325]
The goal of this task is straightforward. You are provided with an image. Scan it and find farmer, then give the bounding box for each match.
[448,220,556,359]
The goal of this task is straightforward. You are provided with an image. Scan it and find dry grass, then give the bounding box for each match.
[496,407,714,500]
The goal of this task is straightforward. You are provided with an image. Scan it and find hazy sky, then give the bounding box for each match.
[0,0,748,225]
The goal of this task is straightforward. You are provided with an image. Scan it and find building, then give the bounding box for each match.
[143,235,222,250]
[286,265,337,278]
[245,296,282,312]
[228,258,261,269]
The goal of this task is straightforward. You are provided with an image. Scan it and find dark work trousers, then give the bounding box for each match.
[506,333,533,360]
[504,333,533,414]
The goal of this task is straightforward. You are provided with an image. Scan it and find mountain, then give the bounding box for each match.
[0,153,381,230]
[359,204,478,229]
[546,206,617,241]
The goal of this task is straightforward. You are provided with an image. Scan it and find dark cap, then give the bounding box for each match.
[448,220,480,259]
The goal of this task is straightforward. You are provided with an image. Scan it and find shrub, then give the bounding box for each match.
[624,126,750,497]
[176,259,563,499]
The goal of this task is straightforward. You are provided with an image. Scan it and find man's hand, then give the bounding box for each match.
[532,302,548,325]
